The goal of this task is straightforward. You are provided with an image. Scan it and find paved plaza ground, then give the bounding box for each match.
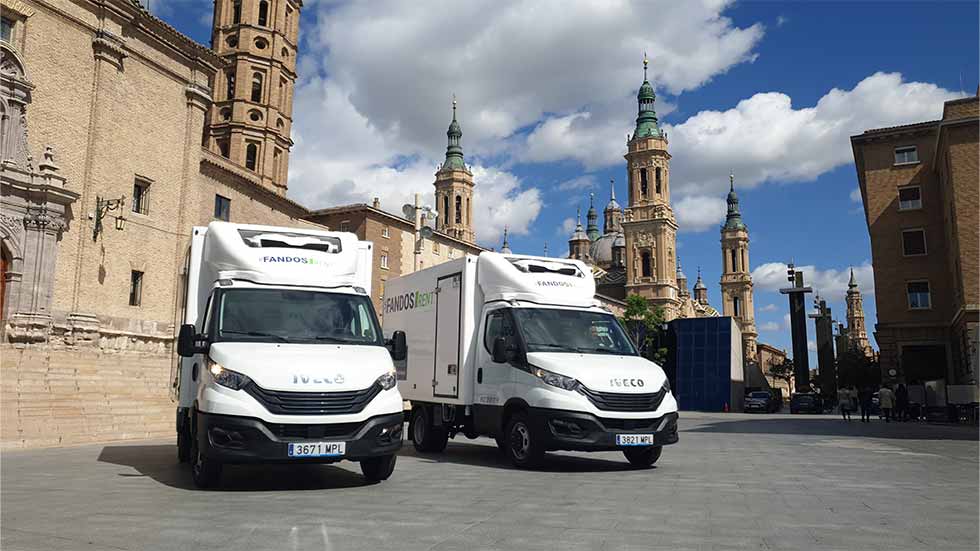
[2,412,977,550]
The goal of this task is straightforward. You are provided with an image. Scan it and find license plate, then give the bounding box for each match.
[287,441,346,457]
[616,434,654,446]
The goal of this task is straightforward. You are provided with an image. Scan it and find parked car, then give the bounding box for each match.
[745,391,780,413]
[790,393,822,414]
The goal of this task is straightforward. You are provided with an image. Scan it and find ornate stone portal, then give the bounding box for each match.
[1,44,79,342]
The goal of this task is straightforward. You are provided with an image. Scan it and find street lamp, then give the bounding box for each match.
[402,195,438,271]
[93,195,126,241]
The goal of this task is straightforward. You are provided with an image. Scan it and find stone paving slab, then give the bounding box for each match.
[2,413,977,551]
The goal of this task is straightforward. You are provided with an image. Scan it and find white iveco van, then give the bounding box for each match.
[175,222,407,487]
[382,252,678,469]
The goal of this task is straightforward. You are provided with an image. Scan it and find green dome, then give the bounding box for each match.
[441,99,466,171]
[637,79,656,101]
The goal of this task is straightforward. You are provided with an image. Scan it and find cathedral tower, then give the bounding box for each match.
[434,98,476,243]
[693,268,708,305]
[207,0,302,194]
[622,55,680,319]
[719,172,758,362]
[568,208,591,262]
[603,178,623,234]
[845,268,873,357]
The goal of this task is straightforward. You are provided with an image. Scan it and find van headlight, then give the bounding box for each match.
[208,361,251,390]
[375,369,397,391]
[532,366,579,391]
[662,378,671,393]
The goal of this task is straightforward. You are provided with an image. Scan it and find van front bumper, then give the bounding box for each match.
[196,411,403,464]
[530,408,679,452]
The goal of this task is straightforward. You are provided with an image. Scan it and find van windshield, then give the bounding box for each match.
[214,289,382,345]
[512,308,637,356]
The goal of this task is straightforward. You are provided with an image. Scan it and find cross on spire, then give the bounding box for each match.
[643,51,648,80]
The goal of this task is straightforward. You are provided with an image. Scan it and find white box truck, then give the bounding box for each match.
[175,222,407,487]
[382,252,678,468]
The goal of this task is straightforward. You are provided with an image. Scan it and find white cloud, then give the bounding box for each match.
[760,303,778,313]
[559,217,577,236]
[558,175,597,192]
[807,340,816,352]
[783,313,791,330]
[776,15,788,27]
[674,195,727,233]
[752,261,874,304]
[664,72,963,199]
[850,188,862,203]
[759,321,780,332]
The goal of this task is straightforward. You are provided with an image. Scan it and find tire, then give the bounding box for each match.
[177,424,191,463]
[623,445,663,468]
[190,430,222,489]
[494,433,508,452]
[504,411,545,469]
[360,454,397,482]
[411,406,448,453]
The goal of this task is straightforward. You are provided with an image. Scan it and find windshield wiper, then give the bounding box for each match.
[526,342,579,352]
[312,335,363,344]
[221,330,290,342]
[573,347,623,355]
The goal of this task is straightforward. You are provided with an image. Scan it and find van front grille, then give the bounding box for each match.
[578,386,666,413]
[244,383,381,415]
[262,421,365,439]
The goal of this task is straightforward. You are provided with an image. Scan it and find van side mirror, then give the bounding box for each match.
[492,337,511,364]
[177,324,208,357]
[388,330,407,361]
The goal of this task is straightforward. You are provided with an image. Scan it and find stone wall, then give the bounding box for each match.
[1,345,175,449]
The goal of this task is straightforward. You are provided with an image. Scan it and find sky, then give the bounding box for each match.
[153,0,978,368]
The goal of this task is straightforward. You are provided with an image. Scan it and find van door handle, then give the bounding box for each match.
[477,368,483,384]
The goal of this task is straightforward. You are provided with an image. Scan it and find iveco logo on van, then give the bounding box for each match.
[610,378,645,388]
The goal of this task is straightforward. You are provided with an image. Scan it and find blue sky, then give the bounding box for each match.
[153,0,978,366]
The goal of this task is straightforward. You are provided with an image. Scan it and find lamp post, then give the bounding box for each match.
[93,195,126,241]
[402,193,438,272]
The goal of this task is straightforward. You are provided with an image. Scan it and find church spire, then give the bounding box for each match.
[848,266,858,289]
[500,226,512,254]
[586,192,599,240]
[441,94,465,171]
[633,53,662,139]
[723,170,746,231]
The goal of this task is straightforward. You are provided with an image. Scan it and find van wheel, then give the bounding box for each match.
[411,407,448,453]
[505,411,545,468]
[361,454,397,482]
[177,424,191,463]
[623,446,662,468]
[190,434,222,489]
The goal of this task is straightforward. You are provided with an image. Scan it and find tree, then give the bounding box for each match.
[621,294,667,365]
[837,349,880,389]
[769,357,794,388]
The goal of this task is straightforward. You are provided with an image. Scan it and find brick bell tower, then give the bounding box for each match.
[207,0,301,195]
[434,97,476,243]
[622,55,680,320]
[719,172,758,362]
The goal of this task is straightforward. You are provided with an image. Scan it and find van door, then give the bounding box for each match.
[433,273,462,398]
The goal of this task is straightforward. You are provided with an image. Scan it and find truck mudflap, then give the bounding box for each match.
[528,408,679,452]
[195,411,403,464]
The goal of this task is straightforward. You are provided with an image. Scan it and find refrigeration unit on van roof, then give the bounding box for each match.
[476,252,596,307]
[201,221,365,289]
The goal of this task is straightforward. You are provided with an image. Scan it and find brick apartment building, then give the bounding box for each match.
[851,92,979,385]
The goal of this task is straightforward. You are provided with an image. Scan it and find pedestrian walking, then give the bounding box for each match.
[895,383,910,422]
[838,386,853,421]
[879,384,895,422]
[859,386,874,422]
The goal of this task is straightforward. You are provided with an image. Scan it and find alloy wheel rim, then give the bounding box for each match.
[413,414,426,444]
[510,423,530,460]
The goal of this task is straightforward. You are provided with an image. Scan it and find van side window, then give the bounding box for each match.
[483,310,514,353]
[201,293,216,336]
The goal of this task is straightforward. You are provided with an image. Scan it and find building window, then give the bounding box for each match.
[894,146,918,165]
[217,139,230,158]
[339,220,350,232]
[129,270,144,307]
[455,195,462,224]
[901,229,927,256]
[258,0,269,26]
[442,196,449,227]
[272,148,282,181]
[132,179,149,215]
[433,242,440,255]
[655,167,662,194]
[1,17,14,43]
[898,186,922,210]
[380,253,389,270]
[245,143,258,170]
[907,281,930,309]
[732,296,741,317]
[639,168,648,198]
[285,7,293,35]
[214,194,231,221]
[641,251,651,278]
[232,0,241,24]
[226,71,236,100]
[381,226,389,238]
[730,249,738,272]
[251,72,264,103]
